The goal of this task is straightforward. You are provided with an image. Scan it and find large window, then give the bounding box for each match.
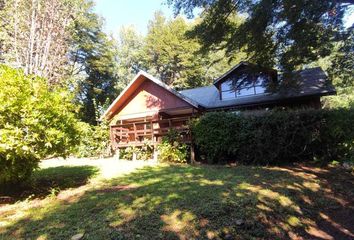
[221,73,270,100]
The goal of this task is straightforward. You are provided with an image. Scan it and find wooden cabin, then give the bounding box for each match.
[101,62,336,155]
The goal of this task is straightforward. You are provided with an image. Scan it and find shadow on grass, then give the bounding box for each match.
[0,166,99,203]
[1,164,353,239]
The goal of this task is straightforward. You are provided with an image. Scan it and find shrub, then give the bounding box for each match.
[0,65,80,184]
[73,122,111,158]
[157,129,188,163]
[120,146,135,160]
[119,143,153,160]
[137,142,154,160]
[191,109,354,165]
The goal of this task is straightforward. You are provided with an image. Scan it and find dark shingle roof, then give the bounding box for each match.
[179,67,336,109]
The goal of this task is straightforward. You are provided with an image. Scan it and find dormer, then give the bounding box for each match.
[214,62,278,100]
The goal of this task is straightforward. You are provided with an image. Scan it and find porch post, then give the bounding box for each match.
[153,146,159,163]
[116,148,120,161]
[190,143,195,164]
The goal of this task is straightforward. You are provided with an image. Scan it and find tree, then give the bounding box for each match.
[116,12,246,90]
[115,26,145,93]
[327,28,354,89]
[141,12,208,88]
[0,65,80,184]
[69,1,119,124]
[167,0,353,72]
[145,12,245,89]
[0,0,82,85]
[317,28,354,108]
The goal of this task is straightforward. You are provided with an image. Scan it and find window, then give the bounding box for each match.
[222,90,236,100]
[220,72,270,100]
[221,81,233,92]
[236,87,255,96]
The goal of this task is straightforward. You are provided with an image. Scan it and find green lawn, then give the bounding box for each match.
[0,162,353,240]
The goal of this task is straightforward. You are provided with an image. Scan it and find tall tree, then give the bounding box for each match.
[167,0,353,72]
[144,12,246,89]
[69,1,119,124]
[115,13,246,90]
[115,26,144,93]
[142,12,208,89]
[0,0,82,85]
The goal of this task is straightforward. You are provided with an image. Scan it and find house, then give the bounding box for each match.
[102,62,336,153]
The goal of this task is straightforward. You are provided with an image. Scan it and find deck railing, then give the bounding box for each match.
[110,116,191,149]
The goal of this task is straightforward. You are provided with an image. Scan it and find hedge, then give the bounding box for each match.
[191,108,354,164]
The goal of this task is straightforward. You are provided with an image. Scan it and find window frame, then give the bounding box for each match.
[220,74,269,100]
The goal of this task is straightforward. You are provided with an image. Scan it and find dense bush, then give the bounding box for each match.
[120,142,154,160]
[0,65,80,184]
[157,129,188,163]
[73,122,111,158]
[191,109,354,165]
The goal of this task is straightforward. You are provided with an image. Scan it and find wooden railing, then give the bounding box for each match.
[110,116,191,149]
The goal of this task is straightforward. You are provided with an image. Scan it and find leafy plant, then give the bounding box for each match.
[73,121,110,158]
[119,142,154,160]
[157,129,188,163]
[0,65,80,184]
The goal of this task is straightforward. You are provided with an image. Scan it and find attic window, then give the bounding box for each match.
[221,73,270,100]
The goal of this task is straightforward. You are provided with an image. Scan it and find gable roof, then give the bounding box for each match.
[101,71,202,120]
[180,67,336,110]
[213,61,277,86]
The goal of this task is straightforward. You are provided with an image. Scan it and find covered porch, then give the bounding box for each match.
[109,107,197,150]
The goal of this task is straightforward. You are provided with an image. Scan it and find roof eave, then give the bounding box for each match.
[100,71,203,121]
[203,90,336,111]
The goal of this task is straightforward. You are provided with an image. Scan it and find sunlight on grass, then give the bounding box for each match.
[238,182,302,213]
[1,162,353,239]
[199,179,224,186]
[161,210,197,238]
[287,216,301,227]
[302,181,321,191]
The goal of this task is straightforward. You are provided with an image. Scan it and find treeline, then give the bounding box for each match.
[0,0,353,183]
[1,1,352,126]
[0,0,242,184]
[0,1,245,125]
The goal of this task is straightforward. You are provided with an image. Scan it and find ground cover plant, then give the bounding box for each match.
[0,159,353,240]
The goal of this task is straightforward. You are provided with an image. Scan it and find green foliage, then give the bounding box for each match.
[168,0,352,73]
[0,165,99,201]
[138,142,154,160]
[311,30,354,109]
[192,109,354,164]
[73,122,110,158]
[69,0,119,124]
[120,142,154,160]
[157,129,188,163]
[327,29,354,89]
[116,13,246,91]
[0,65,80,184]
[322,87,354,109]
[115,26,145,93]
[119,146,135,160]
[142,12,209,88]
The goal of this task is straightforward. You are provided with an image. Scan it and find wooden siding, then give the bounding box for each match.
[113,80,192,120]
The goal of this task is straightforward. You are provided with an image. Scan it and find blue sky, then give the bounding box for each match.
[94,0,354,37]
[94,0,175,36]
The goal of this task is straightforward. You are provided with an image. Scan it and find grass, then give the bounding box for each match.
[0,161,353,240]
[0,166,99,202]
